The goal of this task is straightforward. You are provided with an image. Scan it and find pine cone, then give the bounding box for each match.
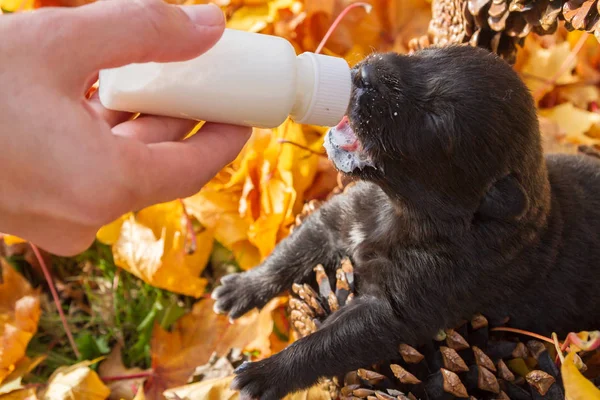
[410,0,600,63]
[288,260,600,399]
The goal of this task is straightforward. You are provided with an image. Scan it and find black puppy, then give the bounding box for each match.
[212,45,600,399]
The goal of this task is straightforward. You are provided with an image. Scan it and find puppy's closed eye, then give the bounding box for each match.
[476,174,529,221]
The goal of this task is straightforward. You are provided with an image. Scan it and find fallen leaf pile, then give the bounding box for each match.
[0,260,41,388]
[1,0,600,398]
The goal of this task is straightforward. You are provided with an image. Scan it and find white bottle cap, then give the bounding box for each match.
[291,52,352,127]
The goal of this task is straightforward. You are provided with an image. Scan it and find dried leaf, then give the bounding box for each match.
[185,120,322,268]
[521,41,579,98]
[163,375,331,400]
[0,260,41,386]
[133,387,146,400]
[562,351,600,400]
[40,359,110,400]
[539,102,600,145]
[565,331,600,352]
[163,376,238,400]
[526,370,555,396]
[144,298,283,400]
[108,201,214,298]
[0,356,45,395]
[98,345,148,400]
[0,388,39,400]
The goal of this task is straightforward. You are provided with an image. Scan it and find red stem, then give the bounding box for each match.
[101,371,154,382]
[29,243,81,359]
[315,2,373,55]
[490,327,556,345]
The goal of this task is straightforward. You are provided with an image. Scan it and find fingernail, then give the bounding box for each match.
[181,4,224,26]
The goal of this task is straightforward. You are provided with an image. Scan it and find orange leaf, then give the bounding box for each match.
[110,201,213,298]
[40,359,110,400]
[0,260,41,386]
[0,388,38,400]
[144,298,283,400]
[0,237,26,247]
[162,375,331,400]
[98,345,149,400]
[0,355,45,396]
[521,40,579,99]
[539,103,600,146]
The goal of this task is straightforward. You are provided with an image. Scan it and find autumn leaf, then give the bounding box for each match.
[163,376,238,400]
[0,388,38,400]
[99,201,214,298]
[562,351,600,400]
[0,237,26,247]
[39,359,110,400]
[0,260,41,386]
[0,0,34,12]
[184,120,324,268]
[0,356,45,396]
[521,39,579,99]
[98,345,149,400]
[143,297,285,400]
[96,214,129,246]
[163,375,331,400]
[564,331,600,353]
[539,102,600,145]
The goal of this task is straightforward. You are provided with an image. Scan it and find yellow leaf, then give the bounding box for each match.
[522,41,579,98]
[96,214,130,246]
[145,298,282,400]
[248,210,290,259]
[225,0,297,34]
[0,237,26,246]
[98,345,148,400]
[162,375,331,400]
[539,103,600,145]
[230,241,261,271]
[244,296,288,356]
[184,192,249,249]
[226,5,271,32]
[562,351,600,400]
[0,260,41,386]
[40,360,110,400]
[0,388,38,400]
[111,201,213,298]
[0,0,34,12]
[0,356,45,395]
[185,120,324,268]
[132,386,145,400]
[268,299,294,355]
[285,384,331,400]
[163,376,238,400]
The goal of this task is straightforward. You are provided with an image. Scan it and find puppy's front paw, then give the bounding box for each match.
[232,360,289,400]
[211,272,266,320]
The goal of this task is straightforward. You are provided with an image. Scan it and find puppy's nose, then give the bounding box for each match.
[351,64,372,88]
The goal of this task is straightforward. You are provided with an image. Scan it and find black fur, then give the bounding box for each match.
[211,45,600,399]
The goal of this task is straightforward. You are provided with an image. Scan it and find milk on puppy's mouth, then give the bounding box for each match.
[323,115,375,173]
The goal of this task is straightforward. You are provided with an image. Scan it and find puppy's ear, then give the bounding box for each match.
[476,174,529,221]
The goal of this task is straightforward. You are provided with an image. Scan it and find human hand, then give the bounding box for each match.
[0,0,251,256]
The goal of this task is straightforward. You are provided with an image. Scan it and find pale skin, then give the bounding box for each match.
[0,0,252,256]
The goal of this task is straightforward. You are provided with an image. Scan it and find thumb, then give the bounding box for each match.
[62,0,225,75]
